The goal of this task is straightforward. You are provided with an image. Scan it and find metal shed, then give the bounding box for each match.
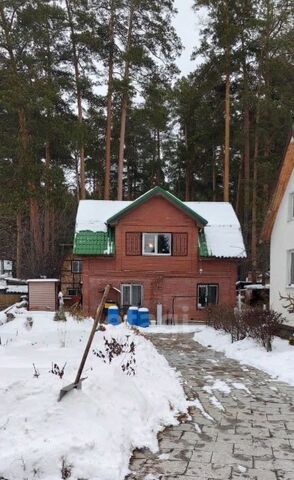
[28,279,59,311]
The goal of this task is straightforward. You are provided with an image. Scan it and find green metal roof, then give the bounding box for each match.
[198,229,211,257]
[107,186,208,227]
[73,230,114,255]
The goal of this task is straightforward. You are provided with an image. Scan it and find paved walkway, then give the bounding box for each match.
[127,332,294,480]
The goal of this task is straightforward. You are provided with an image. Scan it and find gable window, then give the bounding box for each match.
[197,284,219,308]
[71,260,82,273]
[289,251,294,286]
[143,233,171,255]
[121,284,143,307]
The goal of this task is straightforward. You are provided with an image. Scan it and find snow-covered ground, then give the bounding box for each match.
[193,325,294,386]
[0,312,189,480]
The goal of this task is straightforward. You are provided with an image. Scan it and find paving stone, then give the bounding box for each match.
[212,451,253,468]
[255,458,294,471]
[231,468,276,479]
[126,332,294,480]
[161,448,193,462]
[185,462,231,478]
[149,460,188,475]
[276,471,294,480]
[273,448,294,460]
[190,449,212,463]
[234,444,272,457]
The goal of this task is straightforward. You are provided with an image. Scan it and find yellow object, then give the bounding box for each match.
[104,302,117,308]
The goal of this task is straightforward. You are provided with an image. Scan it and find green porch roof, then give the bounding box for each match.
[73,230,114,255]
[198,229,210,257]
[107,186,208,227]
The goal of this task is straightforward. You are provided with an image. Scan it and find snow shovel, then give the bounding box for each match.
[58,284,111,401]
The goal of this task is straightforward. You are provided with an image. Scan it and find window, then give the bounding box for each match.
[67,287,81,296]
[72,260,82,273]
[289,251,294,286]
[197,284,219,308]
[121,284,143,307]
[142,233,171,255]
[290,193,294,221]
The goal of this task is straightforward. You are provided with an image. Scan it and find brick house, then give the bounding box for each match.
[73,187,246,321]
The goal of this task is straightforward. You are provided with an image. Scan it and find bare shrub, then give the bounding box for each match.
[50,362,67,378]
[207,305,285,351]
[33,363,40,378]
[54,310,67,322]
[241,308,284,352]
[61,457,73,479]
[206,305,245,342]
[93,336,136,376]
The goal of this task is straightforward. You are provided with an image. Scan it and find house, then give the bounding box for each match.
[262,134,294,324]
[73,187,246,321]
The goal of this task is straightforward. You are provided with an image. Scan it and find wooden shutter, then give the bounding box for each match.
[172,233,188,256]
[126,232,141,255]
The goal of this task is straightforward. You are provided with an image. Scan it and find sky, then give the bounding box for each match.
[173,0,204,75]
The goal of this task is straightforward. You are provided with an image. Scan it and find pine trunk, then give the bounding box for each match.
[235,160,242,216]
[223,62,230,202]
[243,104,250,247]
[212,149,216,201]
[117,2,135,200]
[65,0,86,200]
[104,1,115,200]
[251,99,260,284]
[44,140,50,257]
[16,213,22,278]
[156,129,161,184]
[184,123,190,201]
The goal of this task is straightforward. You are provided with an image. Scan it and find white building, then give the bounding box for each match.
[262,135,294,324]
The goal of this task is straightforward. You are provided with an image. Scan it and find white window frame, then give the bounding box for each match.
[142,233,172,256]
[288,250,294,287]
[197,284,219,309]
[121,283,143,307]
[289,193,294,221]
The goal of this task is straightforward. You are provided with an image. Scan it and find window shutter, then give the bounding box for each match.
[172,233,188,256]
[126,232,141,255]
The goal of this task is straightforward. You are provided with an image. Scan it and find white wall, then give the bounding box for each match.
[270,169,294,324]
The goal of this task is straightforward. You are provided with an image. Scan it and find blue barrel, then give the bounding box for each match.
[138,308,150,328]
[107,305,120,325]
[127,306,139,326]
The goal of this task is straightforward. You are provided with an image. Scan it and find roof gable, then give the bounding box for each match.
[261,135,294,242]
[106,187,208,227]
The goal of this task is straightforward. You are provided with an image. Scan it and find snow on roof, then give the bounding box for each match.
[76,200,132,233]
[75,198,246,258]
[244,284,270,290]
[27,279,59,283]
[6,285,28,294]
[185,202,246,258]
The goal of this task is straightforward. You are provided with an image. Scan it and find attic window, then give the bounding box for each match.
[143,233,171,256]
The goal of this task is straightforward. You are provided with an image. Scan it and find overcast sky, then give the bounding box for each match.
[173,0,204,75]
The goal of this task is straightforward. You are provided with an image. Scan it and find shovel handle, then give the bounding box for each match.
[74,284,111,385]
